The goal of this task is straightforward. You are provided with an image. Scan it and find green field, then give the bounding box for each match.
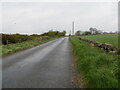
[79,34,118,48]
[70,36,118,88]
[0,37,58,56]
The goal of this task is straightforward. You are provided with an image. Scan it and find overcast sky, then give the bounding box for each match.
[1,0,118,34]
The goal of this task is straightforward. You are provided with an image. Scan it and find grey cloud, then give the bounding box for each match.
[2,2,118,34]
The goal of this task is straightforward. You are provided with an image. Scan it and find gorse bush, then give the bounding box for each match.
[1,34,33,45]
[1,30,66,45]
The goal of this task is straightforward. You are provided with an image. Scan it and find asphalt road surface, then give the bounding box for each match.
[2,37,73,88]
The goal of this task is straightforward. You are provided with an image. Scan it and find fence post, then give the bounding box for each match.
[7,40,8,44]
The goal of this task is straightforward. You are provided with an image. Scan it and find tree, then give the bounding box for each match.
[62,30,66,36]
[83,31,91,35]
[75,30,81,36]
[89,27,102,35]
[90,27,93,35]
[90,27,97,35]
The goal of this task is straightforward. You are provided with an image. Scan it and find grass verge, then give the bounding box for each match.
[0,37,59,57]
[69,36,118,88]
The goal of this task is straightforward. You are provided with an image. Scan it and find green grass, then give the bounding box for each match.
[69,36,118,88]
[0,37,58,56]
[80,34,118,48]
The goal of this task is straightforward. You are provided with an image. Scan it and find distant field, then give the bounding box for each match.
[79,34,118,48]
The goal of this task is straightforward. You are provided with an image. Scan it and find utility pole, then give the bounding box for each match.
[72,21,75,36]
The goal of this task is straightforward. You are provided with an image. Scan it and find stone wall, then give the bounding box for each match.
[78,38,120,55]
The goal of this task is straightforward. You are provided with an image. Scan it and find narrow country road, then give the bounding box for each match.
[2,37,73,88]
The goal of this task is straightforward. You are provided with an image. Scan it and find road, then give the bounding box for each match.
[2,37,73,88]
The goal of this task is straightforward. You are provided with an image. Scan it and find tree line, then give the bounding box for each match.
[74,27,117,36]
[41,30,66,37]
[75,27,102,36]
[1,30,66,45]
